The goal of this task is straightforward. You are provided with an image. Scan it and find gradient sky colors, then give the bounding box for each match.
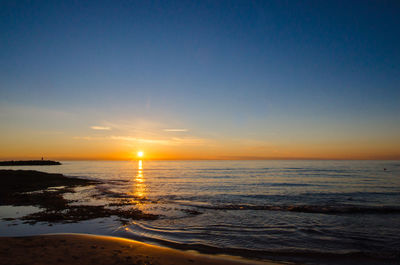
[1,0,399,160]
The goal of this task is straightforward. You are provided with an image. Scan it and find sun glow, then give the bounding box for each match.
[137,151,144,158]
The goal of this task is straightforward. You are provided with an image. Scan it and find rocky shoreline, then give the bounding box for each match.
[0,160,61,166]
[0,169,158,224]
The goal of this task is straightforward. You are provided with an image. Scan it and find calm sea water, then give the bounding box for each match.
[1,160,400,264]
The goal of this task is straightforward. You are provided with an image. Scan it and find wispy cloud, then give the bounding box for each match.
[170,137,205,145]
[163,128,188,132]
[110,135,206,146]
[110,136,171,145]
[91,126,111,131]
[102,119,167,137]
[73,136,107,141]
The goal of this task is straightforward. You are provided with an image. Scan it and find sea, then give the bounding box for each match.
[1,160,399,264]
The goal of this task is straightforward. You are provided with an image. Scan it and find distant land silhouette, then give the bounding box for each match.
[0,160,61,166]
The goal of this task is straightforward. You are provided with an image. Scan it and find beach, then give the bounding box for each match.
[0,234,281,265]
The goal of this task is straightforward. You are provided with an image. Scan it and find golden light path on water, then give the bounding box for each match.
[133,160,146,201]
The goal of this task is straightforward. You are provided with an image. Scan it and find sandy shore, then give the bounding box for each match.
[0,234,284,265]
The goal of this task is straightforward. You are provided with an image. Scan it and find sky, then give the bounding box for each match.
[1,0,399,160]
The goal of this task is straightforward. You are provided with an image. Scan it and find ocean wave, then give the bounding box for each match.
[121,224,400,265]
[269,183,315,186]
[191,204,400,214]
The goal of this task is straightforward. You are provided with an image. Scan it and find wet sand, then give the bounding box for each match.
[0,234,284,265]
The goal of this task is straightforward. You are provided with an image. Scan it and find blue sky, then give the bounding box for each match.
[1,0,399,159]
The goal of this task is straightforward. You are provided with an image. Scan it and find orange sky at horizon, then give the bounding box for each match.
[1,130,399,161]
[0,103,399,162]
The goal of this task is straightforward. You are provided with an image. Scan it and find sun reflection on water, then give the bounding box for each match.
[134,160,146,200]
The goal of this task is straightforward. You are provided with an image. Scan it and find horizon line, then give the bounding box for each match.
[1,158,399,161]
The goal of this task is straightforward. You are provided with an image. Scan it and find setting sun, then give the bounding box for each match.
[137,151,144,158]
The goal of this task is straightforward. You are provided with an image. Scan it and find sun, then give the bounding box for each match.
[137,151,144,158]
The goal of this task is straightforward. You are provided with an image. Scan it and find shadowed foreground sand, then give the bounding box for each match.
[0,234,284,265]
